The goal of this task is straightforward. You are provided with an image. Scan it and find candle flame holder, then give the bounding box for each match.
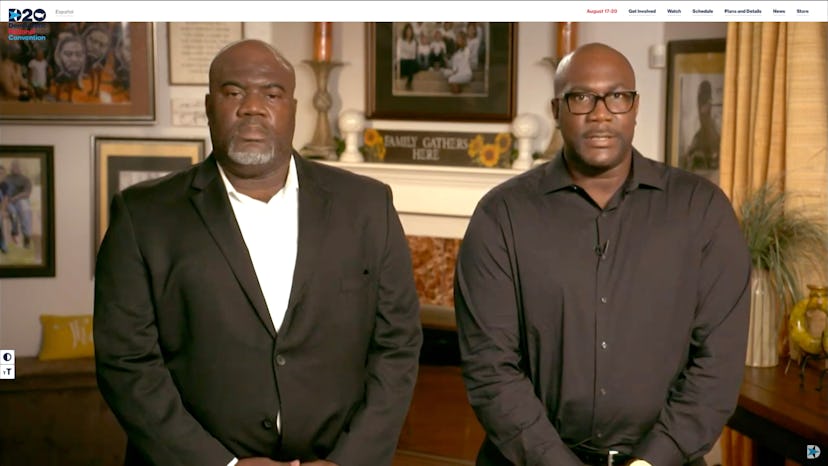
[300,60,344,161]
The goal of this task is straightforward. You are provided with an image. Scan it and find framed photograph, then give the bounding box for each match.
[0,145,55,278]
[665,38,726,184]
[0,22,155,123]
[93,138,205,251]
[168,22,244,85]
[366,22,517,122]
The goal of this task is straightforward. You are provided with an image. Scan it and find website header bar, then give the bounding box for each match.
[2,1,826,22]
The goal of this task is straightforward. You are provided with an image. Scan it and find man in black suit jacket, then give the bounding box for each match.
[94,39,422,466]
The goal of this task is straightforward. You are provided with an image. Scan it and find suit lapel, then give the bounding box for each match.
[189,156,277,337]
[283,156,331,325]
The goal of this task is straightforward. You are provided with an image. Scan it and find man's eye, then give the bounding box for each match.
[573,94,590,102]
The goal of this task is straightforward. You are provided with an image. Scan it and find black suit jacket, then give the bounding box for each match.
[94,155,422,466]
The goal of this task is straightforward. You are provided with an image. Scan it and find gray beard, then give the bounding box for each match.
[227,149,276,166]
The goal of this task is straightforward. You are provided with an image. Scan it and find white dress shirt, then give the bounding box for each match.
[218,156,299,466]
[217,156,299,333]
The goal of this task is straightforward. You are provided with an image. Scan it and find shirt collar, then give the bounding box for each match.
[539,148,666,194]
[217,154,299,202]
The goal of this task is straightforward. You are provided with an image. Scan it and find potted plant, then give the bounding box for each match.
[738,183,828,367]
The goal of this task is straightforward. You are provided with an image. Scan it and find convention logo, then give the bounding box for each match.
[807,445,822,460]
[7,8,48,41]
[8,7,47,22]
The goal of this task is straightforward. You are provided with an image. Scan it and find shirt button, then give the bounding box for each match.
[601,341,608,350]
[275,355,286,366]
[262,419,274,430]
[596,431,603,439]
[600,296,608,304]
[600,388,607,396]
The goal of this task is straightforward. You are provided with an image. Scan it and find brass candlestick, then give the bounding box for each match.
[540,22,577,161]
[300,60,344,160]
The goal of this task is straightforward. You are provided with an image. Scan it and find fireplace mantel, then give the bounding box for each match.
[322,161,525,238]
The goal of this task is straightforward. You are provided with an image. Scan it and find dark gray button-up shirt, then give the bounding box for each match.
[455,150,751,466]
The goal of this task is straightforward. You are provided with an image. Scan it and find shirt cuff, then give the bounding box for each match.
[632,431,684,465]
[227,458,238,466]
[629,461,653,466]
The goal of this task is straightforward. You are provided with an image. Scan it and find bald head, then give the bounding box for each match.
[205,38,298,173]
[208,39,294,90]
[554,43,635,96]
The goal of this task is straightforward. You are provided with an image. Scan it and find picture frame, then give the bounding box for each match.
[665,38,726,184]
[167,22,244,85]
[366,22,517,122]
[93,138,205,252]
[0,22,155,123]
[0,145,55,278]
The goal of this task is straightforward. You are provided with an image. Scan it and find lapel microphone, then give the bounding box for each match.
[594,239,610,259]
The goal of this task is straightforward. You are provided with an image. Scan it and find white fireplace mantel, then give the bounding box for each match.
[322,161,526,238]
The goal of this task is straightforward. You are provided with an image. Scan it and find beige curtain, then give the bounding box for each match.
[719,22,828,466]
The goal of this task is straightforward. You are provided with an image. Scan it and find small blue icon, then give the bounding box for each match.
[8,9,21,21]
[807,445,821,459]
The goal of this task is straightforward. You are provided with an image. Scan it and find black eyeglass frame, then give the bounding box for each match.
[556,91,639,115]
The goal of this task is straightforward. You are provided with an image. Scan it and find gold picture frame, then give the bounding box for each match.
[93,137,205,255]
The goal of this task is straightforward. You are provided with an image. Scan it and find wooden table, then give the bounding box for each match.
[727,362,828,465]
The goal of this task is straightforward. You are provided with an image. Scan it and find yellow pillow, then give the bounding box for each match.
[38,314,95,361]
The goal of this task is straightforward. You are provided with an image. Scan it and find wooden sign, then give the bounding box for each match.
[362,129,514,168]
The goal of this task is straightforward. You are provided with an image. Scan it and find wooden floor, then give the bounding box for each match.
[393,364,485,465]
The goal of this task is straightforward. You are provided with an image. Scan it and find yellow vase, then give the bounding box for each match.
[789,285,828,356]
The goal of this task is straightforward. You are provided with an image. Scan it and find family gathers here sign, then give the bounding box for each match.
[361,129,515,169]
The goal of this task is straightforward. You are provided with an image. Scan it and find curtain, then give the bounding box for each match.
[719,21,827,466]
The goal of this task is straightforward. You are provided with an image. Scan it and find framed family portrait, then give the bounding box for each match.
[0,145,55,278]
[665,38,726,184]
[0,22,155,123]
[93,138,205,252]
[366,22,517,122]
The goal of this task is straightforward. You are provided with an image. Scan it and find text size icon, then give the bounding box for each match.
[807,445,821,460]
[0,349,14,380]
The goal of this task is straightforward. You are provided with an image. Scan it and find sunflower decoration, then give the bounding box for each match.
[494,132,512,154]
[468,135,484,159]
[478,143,501,168]
[363,128,387,162]
[467,132,513,168]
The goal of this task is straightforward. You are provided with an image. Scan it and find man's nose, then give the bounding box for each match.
[587,97,613,121]
[238,92,267,116]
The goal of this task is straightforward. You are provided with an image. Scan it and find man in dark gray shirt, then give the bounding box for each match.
[454,43,750,466]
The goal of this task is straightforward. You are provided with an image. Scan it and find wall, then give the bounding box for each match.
[0,21,726,356]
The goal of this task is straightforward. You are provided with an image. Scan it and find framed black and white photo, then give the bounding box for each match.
[366,22,517,122]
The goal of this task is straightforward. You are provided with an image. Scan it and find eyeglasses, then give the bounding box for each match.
[557,91,638,115]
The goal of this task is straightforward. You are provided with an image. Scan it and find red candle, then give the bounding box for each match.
[313,22,333,62]
[556,22,578,58]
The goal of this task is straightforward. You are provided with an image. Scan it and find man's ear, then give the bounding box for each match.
[551,98,560,120]
[204,93,212,124]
